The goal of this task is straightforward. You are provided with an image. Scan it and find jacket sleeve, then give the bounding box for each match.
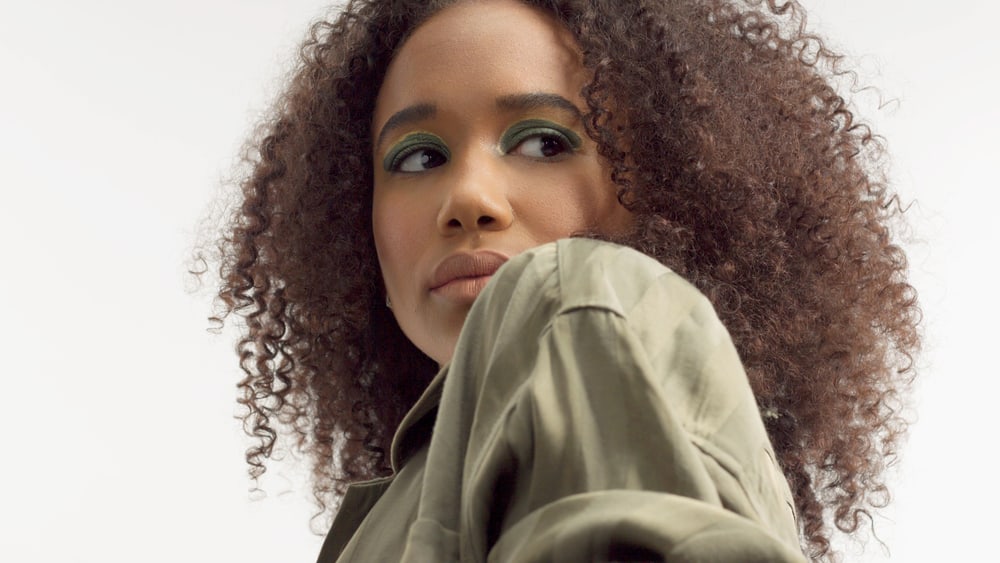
[402,239,806,563]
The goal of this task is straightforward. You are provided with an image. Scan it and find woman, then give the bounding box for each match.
[213,0,920,560]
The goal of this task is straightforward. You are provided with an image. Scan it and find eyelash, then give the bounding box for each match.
[383,120,583,174]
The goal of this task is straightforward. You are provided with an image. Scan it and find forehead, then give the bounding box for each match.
[373,0,587,132]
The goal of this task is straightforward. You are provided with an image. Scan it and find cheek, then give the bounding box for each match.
[517,166,623,236]
[372,192,418,289]
[573,160,631,233]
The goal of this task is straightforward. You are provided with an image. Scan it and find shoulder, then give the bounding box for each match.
[489,238,708,321]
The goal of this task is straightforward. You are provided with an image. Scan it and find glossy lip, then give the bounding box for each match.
[429,251,510,301]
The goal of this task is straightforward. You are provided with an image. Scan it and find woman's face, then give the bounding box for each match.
[372,0,632,366]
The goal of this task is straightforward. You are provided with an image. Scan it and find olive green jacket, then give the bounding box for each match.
[317,239,806,562]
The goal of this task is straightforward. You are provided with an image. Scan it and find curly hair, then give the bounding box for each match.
[212,0,920,559]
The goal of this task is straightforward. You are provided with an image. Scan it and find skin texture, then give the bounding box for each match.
[211,1,921,559]
[372,0,632,365]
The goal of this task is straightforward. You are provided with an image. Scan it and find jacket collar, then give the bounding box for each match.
[389,364,448,472]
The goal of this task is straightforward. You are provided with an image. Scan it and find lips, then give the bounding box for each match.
[430,251,509,302]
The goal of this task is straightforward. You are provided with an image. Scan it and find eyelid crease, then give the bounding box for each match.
[382,131,451,172]
[498,118,583,154]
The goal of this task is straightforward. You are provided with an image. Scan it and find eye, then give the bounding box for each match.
[499,119,583,161]
[383,132,451,173]
[394,147,448,172]
[510,134,571,159]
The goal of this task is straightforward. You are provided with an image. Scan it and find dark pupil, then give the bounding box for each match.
[540,136,563,157]
[422,151,446,168]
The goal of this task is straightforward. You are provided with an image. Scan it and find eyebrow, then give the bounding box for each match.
[374,93,584,151]
[495,93,583,119]
[375,103,437,151]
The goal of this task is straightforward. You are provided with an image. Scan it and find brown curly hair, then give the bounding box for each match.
[212,0,920,559]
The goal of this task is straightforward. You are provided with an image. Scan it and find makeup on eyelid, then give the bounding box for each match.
[499,118,582,153]
[383,131,450,172]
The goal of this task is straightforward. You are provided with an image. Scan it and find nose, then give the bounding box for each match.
[436,155,513,235]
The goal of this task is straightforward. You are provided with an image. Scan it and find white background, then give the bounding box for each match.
[1,1,996,561]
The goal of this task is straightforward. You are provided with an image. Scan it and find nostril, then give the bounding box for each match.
[441,213,503,231]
